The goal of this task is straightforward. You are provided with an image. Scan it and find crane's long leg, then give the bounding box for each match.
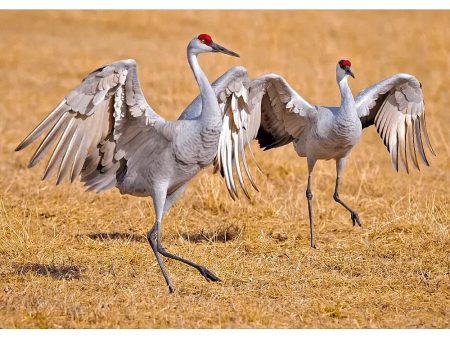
[333,157,361,226]
[306,158,317,249]
[147,190,175,293]
[157,185,220,283]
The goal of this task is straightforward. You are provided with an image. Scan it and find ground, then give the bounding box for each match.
[0,11,448,328]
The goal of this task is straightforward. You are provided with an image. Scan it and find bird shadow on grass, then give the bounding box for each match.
[13,263,83,280]
[82,232,146,243]
[180,225,240,243]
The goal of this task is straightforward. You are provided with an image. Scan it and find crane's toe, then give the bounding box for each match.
[351,212,362,227]
[198,266,221,282]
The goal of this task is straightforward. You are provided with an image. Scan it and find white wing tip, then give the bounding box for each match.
[124,59,136,65]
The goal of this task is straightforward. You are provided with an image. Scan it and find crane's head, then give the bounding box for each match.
[336,59,355,81]
[188,33,240,57]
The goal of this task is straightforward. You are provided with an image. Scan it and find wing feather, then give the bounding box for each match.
[415,117,429,166]
[405,114,419,171]
[202,67,259,200]
[57,125,83,185]
[249,74,317,151]
[70,130,91,182]
[15,101,67,152]
[42,118,78,181]
[356,73,434,172]
[16,59,166,191]
[28,111,71,167]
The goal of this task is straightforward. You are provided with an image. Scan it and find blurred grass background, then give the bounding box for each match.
[0,10,448,328]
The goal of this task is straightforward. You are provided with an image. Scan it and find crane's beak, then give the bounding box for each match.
[211,42,240,57]
[345,66,355,78]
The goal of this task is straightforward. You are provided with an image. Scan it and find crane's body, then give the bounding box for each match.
[249,60,434,248]
[16,34,257,293]
[117,117,220,198]
[293,104,362,161]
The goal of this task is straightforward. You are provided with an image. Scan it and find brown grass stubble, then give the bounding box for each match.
[0,10,449,328]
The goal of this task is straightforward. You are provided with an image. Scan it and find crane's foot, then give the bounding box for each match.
[198,266,221,282]
[156,243,220,283]
[168,284,175,293]
[351,211,362,227]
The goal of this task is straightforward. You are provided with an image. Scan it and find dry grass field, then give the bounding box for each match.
[0,10,449,328]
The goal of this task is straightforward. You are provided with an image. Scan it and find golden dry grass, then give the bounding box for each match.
[0,10,449,328]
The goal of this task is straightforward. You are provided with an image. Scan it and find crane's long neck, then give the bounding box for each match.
[337,77,356,118]
[187,51,221,125]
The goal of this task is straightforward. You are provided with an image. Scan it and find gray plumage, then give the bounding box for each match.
[248,60,435,248]
[15,35,258,293]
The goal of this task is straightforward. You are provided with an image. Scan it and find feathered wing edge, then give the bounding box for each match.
[356,74,435,173]
[212,69,261,201]
[15,59,164,192]
[250,74,315,151]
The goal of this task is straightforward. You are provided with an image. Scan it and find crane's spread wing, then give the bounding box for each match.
[248,74,317,150]
[16,59,167,192]
[210,66,262,201]
[355,73,435,172]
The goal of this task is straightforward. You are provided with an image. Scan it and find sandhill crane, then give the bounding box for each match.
[247,59,435,248]
[15,34,258,293]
